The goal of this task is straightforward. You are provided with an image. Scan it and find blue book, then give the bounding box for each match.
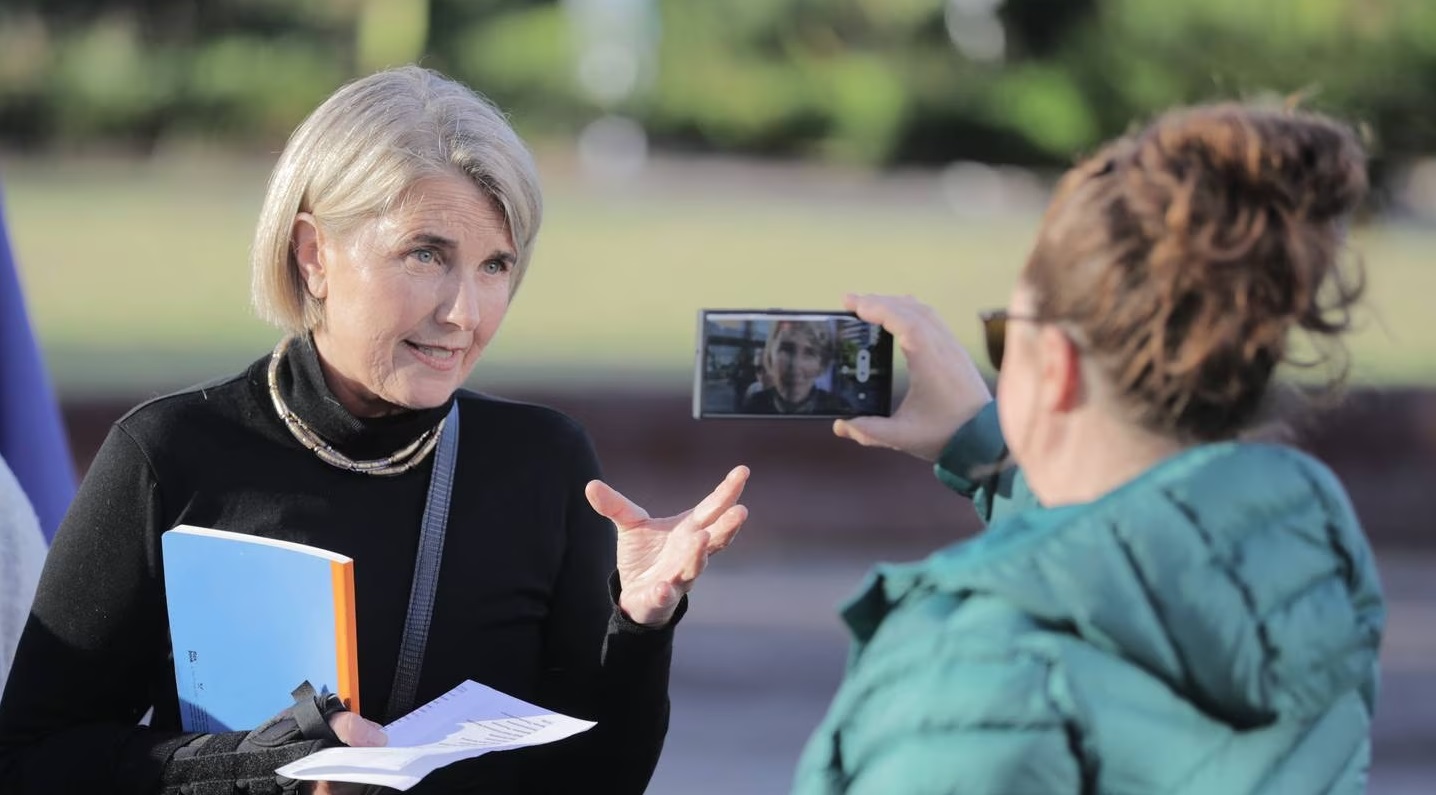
[161,525,360,733]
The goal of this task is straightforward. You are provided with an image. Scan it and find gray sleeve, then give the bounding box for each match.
[0,454,46,686]
[0,425,194,794]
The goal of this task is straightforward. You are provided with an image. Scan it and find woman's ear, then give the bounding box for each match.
[292,213,327,301]
[1038,325,1085,413]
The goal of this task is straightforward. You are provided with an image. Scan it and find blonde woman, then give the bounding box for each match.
[0,67,749,795]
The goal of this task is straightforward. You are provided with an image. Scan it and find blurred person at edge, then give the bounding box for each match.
[0,455,45,688]
[793,103,1384,794]
[0,66,750,795]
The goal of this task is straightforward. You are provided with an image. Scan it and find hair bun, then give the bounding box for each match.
[1024,101,1369,442]
[1140,103,1367,225]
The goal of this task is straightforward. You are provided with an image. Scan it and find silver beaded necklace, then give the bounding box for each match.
[266,335,446,476]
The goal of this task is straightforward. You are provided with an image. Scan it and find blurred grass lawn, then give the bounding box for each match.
[4,154,1434,396]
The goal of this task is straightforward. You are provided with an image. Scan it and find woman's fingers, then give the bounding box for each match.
[597,467,747,537]
[328,711,388,747]
[844,293,934,343]
[687,466,750,528]
[704,504,748,554]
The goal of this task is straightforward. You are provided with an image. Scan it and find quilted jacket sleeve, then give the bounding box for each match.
[933,402,1039,525]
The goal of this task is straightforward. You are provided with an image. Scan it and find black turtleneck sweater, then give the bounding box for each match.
[0,338,679,794]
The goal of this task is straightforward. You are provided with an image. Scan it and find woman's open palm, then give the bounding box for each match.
[585,466,750,626]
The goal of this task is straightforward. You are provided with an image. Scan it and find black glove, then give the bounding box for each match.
[160,681,347,795]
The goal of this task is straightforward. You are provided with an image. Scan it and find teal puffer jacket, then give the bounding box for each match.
[792,404,1385,795]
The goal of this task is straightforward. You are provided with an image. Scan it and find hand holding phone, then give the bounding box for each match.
[833,293,992,462]
[693,310,894,419]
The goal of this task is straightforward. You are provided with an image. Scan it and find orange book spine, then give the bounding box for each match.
[331,559,360,715]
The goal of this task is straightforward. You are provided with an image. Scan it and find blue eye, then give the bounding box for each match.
[483,260,510,275]
[410,248,438,265]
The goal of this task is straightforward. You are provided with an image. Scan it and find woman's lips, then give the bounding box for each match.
[405,340,463,372]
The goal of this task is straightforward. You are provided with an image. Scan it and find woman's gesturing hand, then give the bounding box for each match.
[833,293,992,462]
[586,466,750,627]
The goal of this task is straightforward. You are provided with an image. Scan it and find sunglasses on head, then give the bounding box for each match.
[978,309,1045,371]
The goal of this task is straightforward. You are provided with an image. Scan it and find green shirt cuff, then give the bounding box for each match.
[933,402,1006,498]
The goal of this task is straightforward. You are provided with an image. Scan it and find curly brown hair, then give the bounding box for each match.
[1022,102,1368,442]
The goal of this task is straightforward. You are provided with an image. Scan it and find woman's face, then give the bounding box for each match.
[768,324,826,403]
[296,172,516,417]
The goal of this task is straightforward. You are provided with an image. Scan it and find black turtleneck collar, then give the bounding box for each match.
[274,333,454,460]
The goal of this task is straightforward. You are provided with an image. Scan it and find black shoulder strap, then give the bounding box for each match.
[384,402,460,722]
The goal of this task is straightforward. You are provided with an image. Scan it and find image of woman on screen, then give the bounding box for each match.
[740,320,854,415]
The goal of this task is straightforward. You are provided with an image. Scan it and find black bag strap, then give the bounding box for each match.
[384,402,460,722]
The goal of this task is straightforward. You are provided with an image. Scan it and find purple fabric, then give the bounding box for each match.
[0,185,75,542]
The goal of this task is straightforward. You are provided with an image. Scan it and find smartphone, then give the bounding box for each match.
[693,309,894,419]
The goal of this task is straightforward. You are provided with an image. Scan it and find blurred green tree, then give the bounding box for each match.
[3,0,1434,181]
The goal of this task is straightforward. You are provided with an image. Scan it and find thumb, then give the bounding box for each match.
[585,480,651,528]
[329,711,388,747]
[832,416,895,450]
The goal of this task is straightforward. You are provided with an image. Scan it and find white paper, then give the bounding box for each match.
[275,680,596,791]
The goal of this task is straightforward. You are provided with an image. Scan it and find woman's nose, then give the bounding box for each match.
[441,269,483,330]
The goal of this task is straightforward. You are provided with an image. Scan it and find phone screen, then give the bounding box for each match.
[693,310,894,419]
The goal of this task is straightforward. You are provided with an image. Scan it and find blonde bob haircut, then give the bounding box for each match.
[251,65,543,333]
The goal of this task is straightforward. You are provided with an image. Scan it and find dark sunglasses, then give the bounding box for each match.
[978,309,1045,371]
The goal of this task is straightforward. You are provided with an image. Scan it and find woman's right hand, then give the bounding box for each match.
[834,293,992,462]
[303,712,389,795]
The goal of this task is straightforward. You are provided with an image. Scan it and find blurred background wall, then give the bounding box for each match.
[2,2,1435,792]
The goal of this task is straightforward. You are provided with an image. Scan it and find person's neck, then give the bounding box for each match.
[1029,412,1188,507]
[774,387,813,409]
[277,332,451,460]
[309,330,405,418]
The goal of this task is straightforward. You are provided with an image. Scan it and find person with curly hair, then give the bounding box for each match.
[794,102,1384,794]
